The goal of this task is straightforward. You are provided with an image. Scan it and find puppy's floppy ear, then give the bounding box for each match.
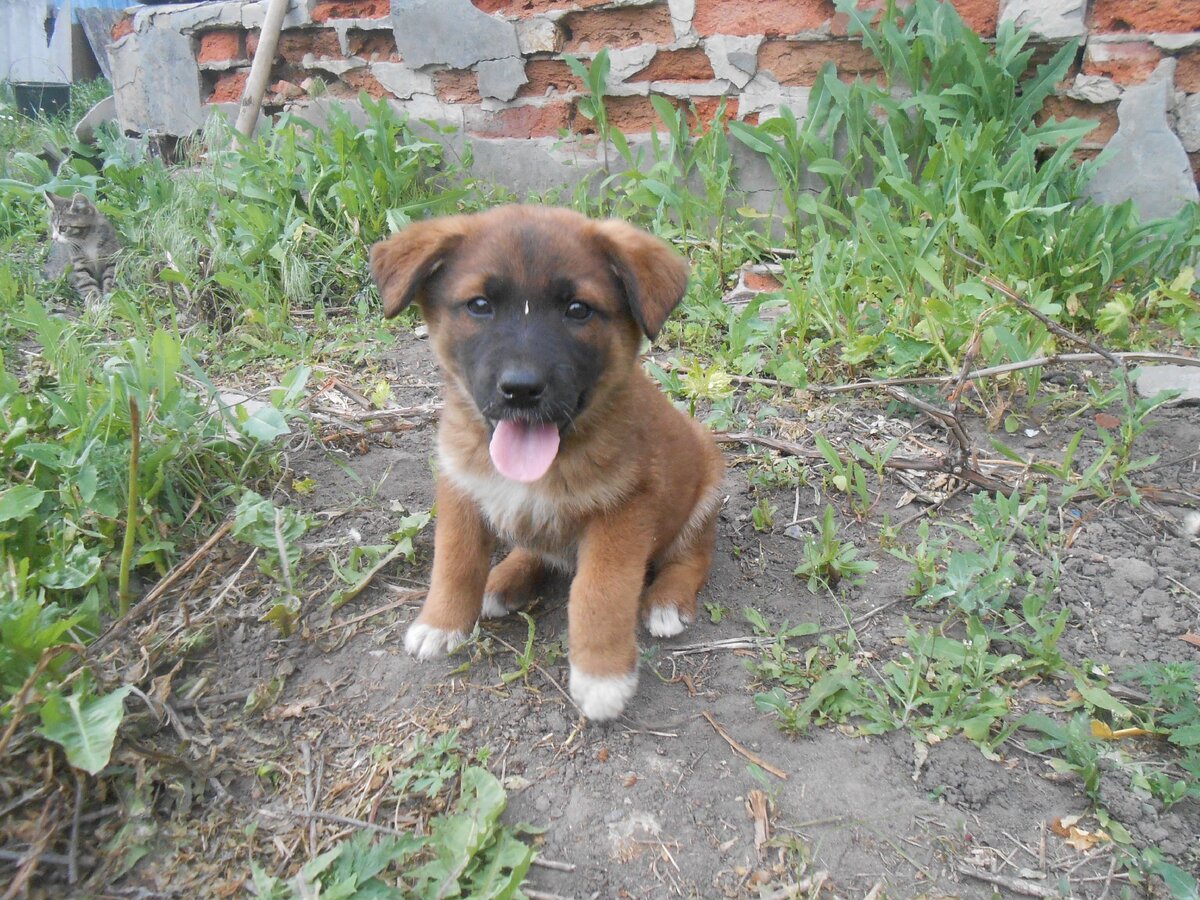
[593,219,689,340]
[369,217,468,318]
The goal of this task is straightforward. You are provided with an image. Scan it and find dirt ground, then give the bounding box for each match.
[100,331,1200,898]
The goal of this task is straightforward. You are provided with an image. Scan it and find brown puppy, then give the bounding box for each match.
[370,205,724,720]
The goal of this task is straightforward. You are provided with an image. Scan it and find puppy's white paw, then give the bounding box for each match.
[480,592,511,619]
[570,665,638,721]
[404,623,469,660]
[645,604,692,638]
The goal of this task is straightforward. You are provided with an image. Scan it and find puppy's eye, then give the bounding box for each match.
[465,297,493,317]
[564,300,592,321]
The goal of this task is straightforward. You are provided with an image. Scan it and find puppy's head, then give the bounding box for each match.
[370,206,688,481]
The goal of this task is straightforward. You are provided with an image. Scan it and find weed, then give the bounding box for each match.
[793,505,877,592]
[751,497,777,533]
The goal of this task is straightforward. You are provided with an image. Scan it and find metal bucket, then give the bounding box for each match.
[13,82,71,118]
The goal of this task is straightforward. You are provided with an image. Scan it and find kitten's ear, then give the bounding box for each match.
[45,192,68,210]
[70,193,92,212]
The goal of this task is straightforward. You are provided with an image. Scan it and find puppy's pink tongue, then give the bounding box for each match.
[489,421,560,483]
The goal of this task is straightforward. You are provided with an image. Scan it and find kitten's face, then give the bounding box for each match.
[46,193,100,244]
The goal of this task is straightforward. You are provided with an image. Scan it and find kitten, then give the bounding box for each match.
[45,192,120,313]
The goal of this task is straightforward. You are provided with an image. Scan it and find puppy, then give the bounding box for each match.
[370,205,724,720]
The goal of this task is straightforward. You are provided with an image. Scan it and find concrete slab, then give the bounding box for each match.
[389,0,518,69]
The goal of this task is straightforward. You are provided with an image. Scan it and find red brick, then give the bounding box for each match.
[1091,0,1200,33]
[1083,42,1164,86]
[1190,151,1200,183]
[197,30,243,65]
[574,94,659,133]
[743,270,783,292]
[472,0,611,16]
[277,30,343,64]
[562,5,675,51]
[1038,96,1119,144]
[209,71,248,103]
[347,29,401,60]
[686,96,739,131]
[830,0,890,38]
[949,0,997,36]
[342,69,389,98]
[312,0,389,22]
[111,15,133,41]
[1176,49,1200,93]
[435,68,482,103]
[758,39,883,85]
[517,59,584,98]
[473,102,573,138]
[629,48,715,82]
[694,0,835,38]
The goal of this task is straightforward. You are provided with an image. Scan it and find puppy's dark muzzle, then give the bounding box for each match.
[497,366,546,409]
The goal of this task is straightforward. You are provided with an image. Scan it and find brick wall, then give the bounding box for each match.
[109,0,1200,184]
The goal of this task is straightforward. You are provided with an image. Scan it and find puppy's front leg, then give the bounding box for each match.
[568,510,652,721]
[405,475,493,659]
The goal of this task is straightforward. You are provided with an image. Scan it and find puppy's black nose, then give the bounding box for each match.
[498,367,546,406]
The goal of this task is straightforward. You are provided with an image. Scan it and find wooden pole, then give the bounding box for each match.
[234,0,292,141]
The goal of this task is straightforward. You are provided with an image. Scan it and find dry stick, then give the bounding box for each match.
[530,858,577,873]
[260,805,416,837]
[234,0,291,141]
[319,589,426,635]
[89,519,234,655]
[956,864,1061,898]
[701,711,788,779]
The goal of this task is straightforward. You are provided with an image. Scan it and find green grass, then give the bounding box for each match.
[1,0,1198,891]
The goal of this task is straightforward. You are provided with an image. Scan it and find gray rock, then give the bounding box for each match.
[389,0,519,69]
[477,56,528,102]
[1175,92,1200,153]
[704,35,761,89]
[74,95,116,145]
[515,18,562,55]
[1066,74,1122,105]
[999,0,1086,41]
[1109,557,1156,590]
[371,62,435,99]
[1083,59,1199,220]
[1135,365,1200,404]
[110,26,207,137]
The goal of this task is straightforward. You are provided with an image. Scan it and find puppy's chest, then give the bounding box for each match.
[461,473,581,552]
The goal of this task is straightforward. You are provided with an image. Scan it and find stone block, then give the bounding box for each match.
[371,61,435,98]
[1066,74,1123,105]
[737,72,812,121]
[704,34,761,89]
[390,0,519,69]
[1084,60,1200,220]
[1135,366,1200,403]
[111,24,207,136]
[1176,92,1200,152]
[999,0,1085,41]
[515,18,563,54]
[478,56,529,101]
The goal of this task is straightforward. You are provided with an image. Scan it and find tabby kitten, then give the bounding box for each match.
[45,192,120,312]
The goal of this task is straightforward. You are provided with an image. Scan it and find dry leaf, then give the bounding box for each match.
[623,774,638,788]
[265,697,318,720]
[1094,413,1120,429]
[1180,633,1200,649]
[1091,720,1155,740]
[596,747,610,763]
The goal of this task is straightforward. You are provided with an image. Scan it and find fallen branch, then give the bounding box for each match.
[956,864,1062,898]
[701,711,788,779]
